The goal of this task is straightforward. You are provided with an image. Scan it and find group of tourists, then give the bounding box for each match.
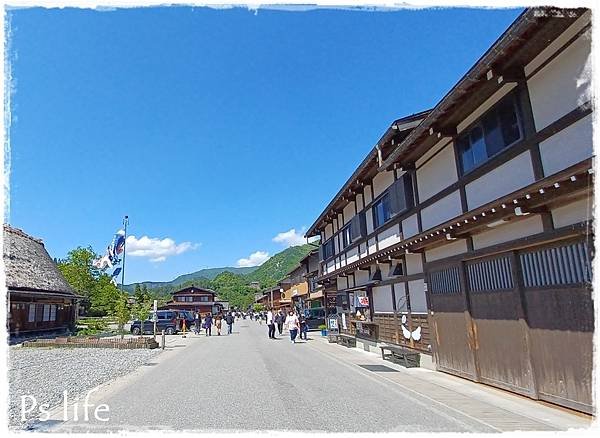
[265,308,308,343]
[193,311,236,336]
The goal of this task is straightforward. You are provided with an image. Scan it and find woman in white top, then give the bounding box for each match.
[266,309,276,339]
[284,310,300,343]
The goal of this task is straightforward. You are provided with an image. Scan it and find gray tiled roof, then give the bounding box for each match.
[3,224,76,295]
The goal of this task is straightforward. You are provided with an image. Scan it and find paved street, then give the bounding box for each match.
[43,318,591,433]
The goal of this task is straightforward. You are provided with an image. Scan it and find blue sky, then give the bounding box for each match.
[6,6,522,283]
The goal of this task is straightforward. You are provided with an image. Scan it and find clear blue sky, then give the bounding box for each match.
[7,6,522,283]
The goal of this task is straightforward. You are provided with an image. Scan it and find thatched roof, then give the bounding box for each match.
[3,224,77,296]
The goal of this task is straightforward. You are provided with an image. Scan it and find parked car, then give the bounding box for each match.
[175,310,196,331]
[130,310,178,335]
[304,307,326,330]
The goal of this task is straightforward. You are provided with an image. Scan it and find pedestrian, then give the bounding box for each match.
[225,311,234,335]
[299,313,308,341]
[285,310,300,344]
[215,313,222,336]
[266,308,276,339]
[275,310,284,335]
[204,312,213,337]
[194,311,201,335]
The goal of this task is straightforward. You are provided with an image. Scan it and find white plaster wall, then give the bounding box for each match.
[472,215,544,250]
[368,237,377,254]
[539,114,592,177]
[324,223,333,240]
[421,190,463,231]
[326,260,335,274]
[338,214,343,227]
[465,151,535,210]
[402,214,420,239]
[343,201,356,225]
[527,31,592,131]
[457,83,517,133]
[405,253,424,275]
[340,256,346,268]
[364,185,373,205]
[356,194,364,212]
[408,279,428,313]
[372,170,395,198]
[334,235,340,254]
[359,243,368,258]
[373,285,394,313]
[394,282,408,312]
[417,143,458,202]
[378,223,401,250]
[416,138,452,168]
[525,11,591,76]
[551,197,593,228]
[425,239,468,263]
[346,246,359,264]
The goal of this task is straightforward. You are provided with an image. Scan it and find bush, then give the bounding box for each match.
[318,324,327,330]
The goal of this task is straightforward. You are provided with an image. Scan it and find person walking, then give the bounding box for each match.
[285,310,300,344]
[299,313,308,341]
[215,313,223,336]
[225,311,234,335]
[194,311,201,335]
[204,312,213,337]
[266,308,276,339]
[275,310,284,335]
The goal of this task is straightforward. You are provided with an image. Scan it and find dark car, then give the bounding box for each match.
[175,310,196,331]
[130,310,178,335]
[304,307,326,330]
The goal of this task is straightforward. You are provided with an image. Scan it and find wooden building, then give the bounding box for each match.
[160,286,226,315]
[306,7,593,413]
[4,225,81,336]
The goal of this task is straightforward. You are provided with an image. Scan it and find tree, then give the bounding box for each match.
[57,247,99,314]
[253,303,265,312]
[112,292,131,339]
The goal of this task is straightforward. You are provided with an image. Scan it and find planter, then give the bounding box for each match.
[321,329,328,337]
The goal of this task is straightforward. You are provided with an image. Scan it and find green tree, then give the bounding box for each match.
[253,303,265,312]
[112,292,131,339]
[57,247,99,314]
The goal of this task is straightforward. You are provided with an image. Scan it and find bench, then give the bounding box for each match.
[380,344,420,368]
[337,334,356,348]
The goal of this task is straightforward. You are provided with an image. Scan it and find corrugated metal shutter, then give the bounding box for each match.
[466,256,514,292]
[520,241,591,288]
[429,266,461,295]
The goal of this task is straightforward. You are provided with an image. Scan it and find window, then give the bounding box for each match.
[372,174,414,230]
[458,94,523,173]
[198,296,209,302]
[322,238,335,260]
[466,256,514,292]
[43,304,51,322]
[373,192,392,229]
[50,305,57,322]
[28,304,35,322]
[341,225,351,248]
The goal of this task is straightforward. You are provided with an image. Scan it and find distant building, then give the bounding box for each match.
[159,285,227,314]
[4,225,82,336]
[249,281,261,290]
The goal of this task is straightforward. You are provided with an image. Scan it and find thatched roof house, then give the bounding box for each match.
[4,224,80,335]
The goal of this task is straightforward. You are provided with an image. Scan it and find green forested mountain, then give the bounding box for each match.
[245,244,316,288]
[124,243,318,309]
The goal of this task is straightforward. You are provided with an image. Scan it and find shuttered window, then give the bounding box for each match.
[466,256,514,292]
[429,266,461,295]
[520,241,591,288]
[28,304,35,322]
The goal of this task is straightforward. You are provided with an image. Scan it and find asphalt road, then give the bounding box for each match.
[43,318,590,433]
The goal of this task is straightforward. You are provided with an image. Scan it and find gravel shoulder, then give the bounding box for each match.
[8,346,162,429]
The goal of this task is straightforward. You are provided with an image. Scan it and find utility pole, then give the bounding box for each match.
[120,215,129,291]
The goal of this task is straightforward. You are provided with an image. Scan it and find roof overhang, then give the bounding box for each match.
[379,7,588,171]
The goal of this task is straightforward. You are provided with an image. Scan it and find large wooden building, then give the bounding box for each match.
[160,286,227,315]
[4,225,81,336]
[306,8,593,413]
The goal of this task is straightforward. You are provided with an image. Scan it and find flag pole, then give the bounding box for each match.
[120,215,129,291]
